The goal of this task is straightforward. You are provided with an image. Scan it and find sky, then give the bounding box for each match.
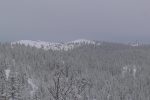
[0,0,150,43]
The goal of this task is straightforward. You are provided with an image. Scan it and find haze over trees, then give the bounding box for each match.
[0,40,150,100]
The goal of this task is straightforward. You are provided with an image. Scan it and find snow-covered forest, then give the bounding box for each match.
[0,40,150,100]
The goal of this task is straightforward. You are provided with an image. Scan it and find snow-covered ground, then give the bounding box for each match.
[5,69,10,80]
[12,39,100,51]
[28,78,38,95]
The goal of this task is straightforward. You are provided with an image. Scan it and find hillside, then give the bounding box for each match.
[12,39,100,51]
[0,41,150,100]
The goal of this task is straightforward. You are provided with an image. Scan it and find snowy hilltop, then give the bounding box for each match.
[12,39,101,51]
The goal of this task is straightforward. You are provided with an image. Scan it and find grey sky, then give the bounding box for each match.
[0,0,150,43]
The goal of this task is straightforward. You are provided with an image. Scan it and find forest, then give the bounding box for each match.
[0,42,150,100]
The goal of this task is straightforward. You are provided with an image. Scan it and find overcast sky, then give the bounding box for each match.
[0,0,150,43]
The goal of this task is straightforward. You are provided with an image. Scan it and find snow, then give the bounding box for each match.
[122,65,137,78]
[122,66,128,77]
[68,39,95,45]
[131,43,139,47]
[129,41,140,47]
[133,65,137,77]
[5,69,10,80]
[12,39,100,51]
[28,78,38,95]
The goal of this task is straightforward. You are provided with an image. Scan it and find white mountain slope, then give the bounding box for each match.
[12,39,100,51]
